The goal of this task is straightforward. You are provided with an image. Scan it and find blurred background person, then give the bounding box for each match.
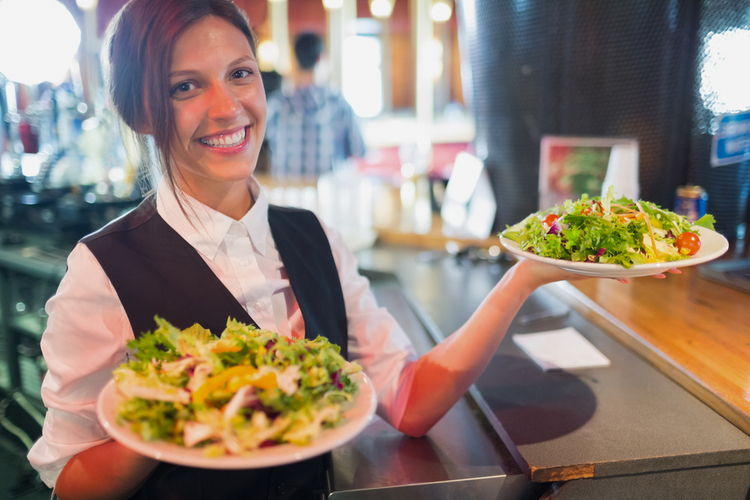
[265,32,365,180]
[254,69,283,176]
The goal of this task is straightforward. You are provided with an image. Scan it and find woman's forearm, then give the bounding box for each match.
[396,259,562,437]
[55,440,159,500]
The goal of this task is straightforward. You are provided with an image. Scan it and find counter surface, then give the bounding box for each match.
[562,266,750,434]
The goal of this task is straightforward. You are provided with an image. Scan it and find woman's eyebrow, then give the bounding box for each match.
[227,55,256,67]
[169,56,256,78]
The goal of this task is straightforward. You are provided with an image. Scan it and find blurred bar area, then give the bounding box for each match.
[1,0,750,499]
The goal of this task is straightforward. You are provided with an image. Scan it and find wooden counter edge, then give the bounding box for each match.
[545,281,750,436]
[529,463,596,482]
[467,385,597,483]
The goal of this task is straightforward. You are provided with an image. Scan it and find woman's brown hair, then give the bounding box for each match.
[102,0,257,199]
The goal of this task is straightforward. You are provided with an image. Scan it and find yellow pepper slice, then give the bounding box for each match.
[252,371,277,390]
[193,366,279,404]
[192,366,256,404]
[225,371,278,392]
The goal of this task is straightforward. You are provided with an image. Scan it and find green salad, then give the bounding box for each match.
[113,317,360,456]
[501,187,716,269]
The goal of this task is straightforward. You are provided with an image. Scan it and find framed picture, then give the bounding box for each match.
[539,136,639,211]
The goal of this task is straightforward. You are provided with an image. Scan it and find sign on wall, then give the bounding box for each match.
[711,110,750,167]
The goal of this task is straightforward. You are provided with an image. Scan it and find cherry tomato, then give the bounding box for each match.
[543,214,560,226]
[676,232,701,256]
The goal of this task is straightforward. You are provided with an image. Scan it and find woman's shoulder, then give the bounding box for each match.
[80,196,158,244]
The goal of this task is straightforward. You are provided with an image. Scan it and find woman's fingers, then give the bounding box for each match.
[651,268,681,279]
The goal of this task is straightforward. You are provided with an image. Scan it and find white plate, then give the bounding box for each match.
[500,226,729,278]
[97,370,377,469]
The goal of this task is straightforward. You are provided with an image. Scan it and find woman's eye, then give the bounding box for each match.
[231,69,251,80]
[170,81,195,97]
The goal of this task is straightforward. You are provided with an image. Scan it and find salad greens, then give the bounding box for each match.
[501,187,716,269]
[113,317,361,456]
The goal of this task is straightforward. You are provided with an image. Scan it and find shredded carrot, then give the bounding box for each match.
[617,213,642,224]
[635,200,658,256]
[611,203,641,214]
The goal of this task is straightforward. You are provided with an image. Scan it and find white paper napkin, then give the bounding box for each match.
[512,327,611,372]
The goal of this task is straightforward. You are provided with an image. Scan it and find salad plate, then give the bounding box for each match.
[500,226,729,278]
[97,369,377,469]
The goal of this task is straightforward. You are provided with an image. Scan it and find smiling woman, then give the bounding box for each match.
[25,2,682,500]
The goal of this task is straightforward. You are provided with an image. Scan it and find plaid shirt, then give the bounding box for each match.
[265,85,365,178]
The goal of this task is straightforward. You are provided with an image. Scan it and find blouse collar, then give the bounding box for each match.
[156,176,271,261]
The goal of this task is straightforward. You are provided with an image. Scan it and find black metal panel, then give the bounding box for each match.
[689,0,750,239]
[457,0,701,230]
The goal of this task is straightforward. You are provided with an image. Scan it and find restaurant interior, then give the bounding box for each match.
[0,0,750,499]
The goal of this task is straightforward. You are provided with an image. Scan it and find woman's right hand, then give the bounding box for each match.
[55,439,159,500]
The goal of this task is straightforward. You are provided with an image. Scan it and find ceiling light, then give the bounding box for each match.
[431,0,452,22]
[0,0,81,85]
[369,0,394,18]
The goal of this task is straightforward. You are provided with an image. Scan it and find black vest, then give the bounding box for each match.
[81,196,348,500]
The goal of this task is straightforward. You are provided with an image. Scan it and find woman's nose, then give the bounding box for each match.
[207,84,241,121]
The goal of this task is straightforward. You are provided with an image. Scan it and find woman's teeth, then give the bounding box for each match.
[200,128,245,147]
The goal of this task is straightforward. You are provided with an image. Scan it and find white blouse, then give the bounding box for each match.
[27,177,417,488]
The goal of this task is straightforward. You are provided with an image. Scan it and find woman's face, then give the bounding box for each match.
[167,15,266,205]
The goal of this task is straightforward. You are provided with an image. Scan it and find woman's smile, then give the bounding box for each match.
[198,125,249,149]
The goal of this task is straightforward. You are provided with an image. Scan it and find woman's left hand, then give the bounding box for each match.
[615,268,681,284]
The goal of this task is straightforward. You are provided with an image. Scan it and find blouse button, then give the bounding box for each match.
[253,301,264,312]
[239,259,250,267]
[276,482,287,495]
